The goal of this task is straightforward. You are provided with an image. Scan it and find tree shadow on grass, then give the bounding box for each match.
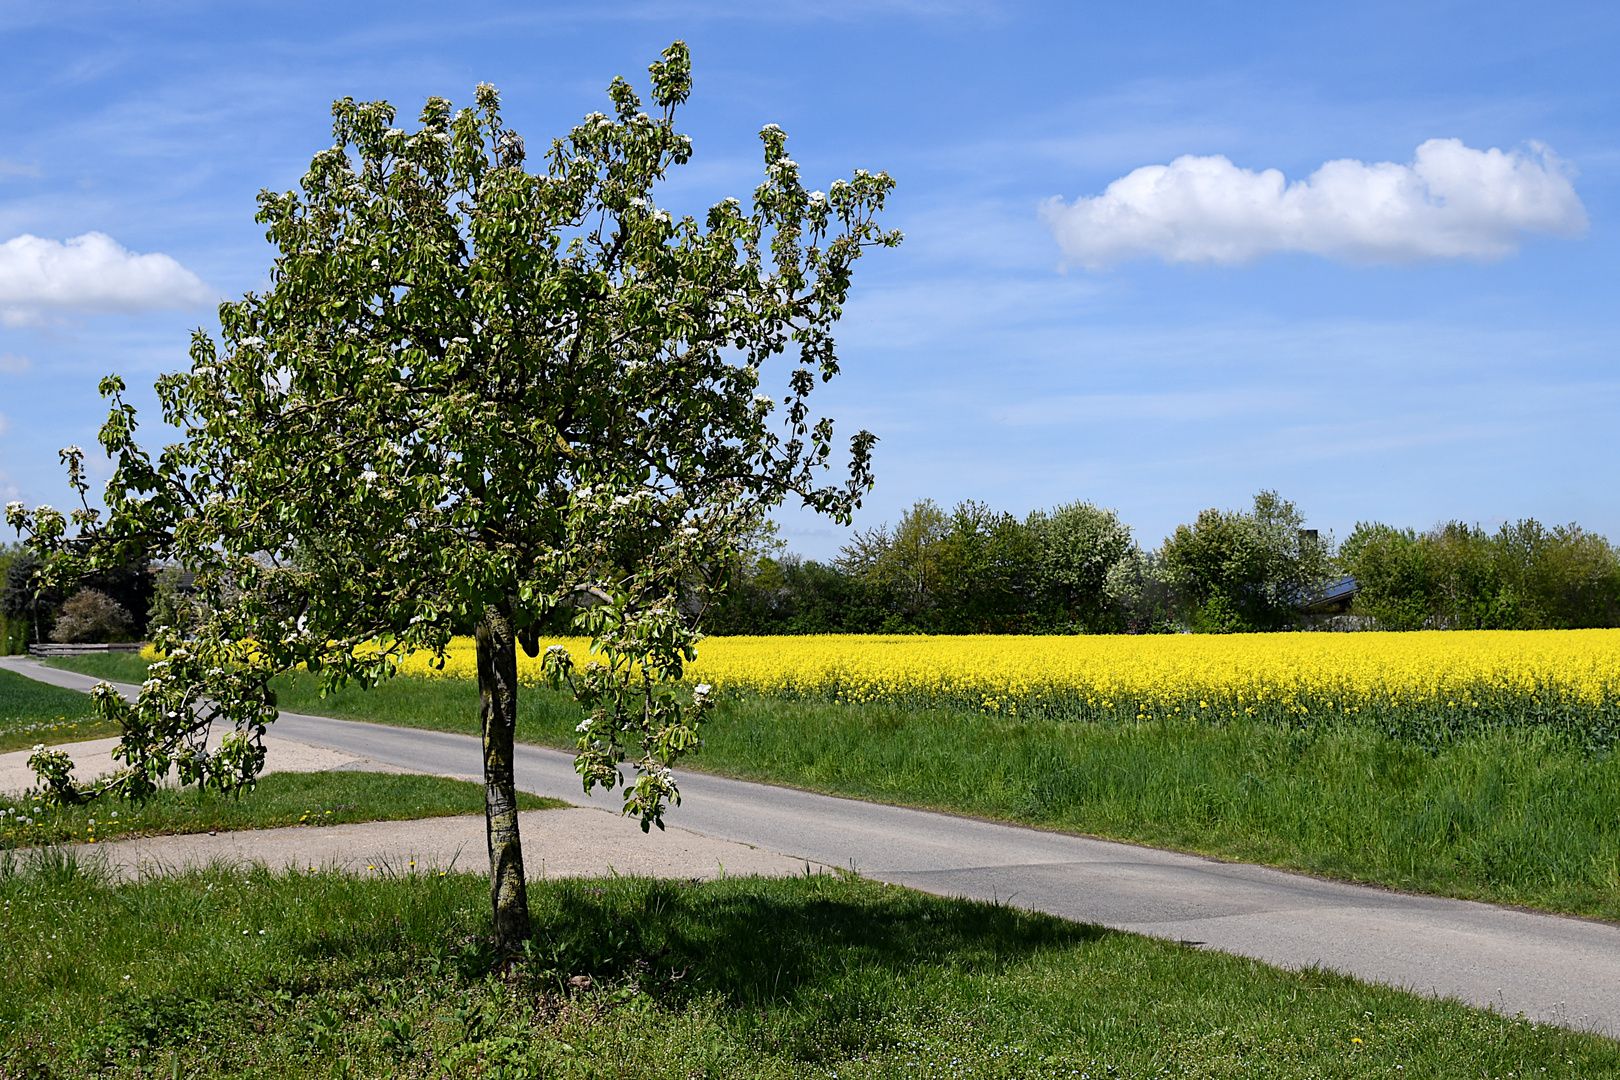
[18,867,1112,1066]
[525,873,1112,1007]
[511,873,1118,1063]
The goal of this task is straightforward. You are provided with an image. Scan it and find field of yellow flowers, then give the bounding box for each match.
[394,630,1620,747]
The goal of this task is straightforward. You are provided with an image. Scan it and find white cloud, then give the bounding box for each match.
[0,231,216,326]
[0,351,28,373]
[1040,139,1587,267]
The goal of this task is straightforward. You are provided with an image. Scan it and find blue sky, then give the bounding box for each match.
[1,1,1616,560]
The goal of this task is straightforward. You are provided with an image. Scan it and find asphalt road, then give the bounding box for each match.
[7,654,1618,1035]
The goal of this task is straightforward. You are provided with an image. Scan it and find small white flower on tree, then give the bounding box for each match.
[4,41,897,953]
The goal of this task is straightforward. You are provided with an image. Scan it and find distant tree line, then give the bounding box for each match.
[8,493,1620,647]
[1340,519,1620,631]
[704,493,1620,634]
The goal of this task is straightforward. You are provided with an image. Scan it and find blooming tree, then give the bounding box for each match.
[7,42,897,951]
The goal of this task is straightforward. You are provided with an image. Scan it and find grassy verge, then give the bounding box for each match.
[693,698,1620,921]
[2,855,1612,1079]
[0,667,116,752]
[44,659,1620,920]
[43,653,150,685]
[0,770,566,849]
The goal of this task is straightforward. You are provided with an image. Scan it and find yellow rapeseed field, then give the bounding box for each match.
[393,629,1620,718]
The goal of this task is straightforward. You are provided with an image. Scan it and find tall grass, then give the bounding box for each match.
[1,856,1612,1076]
[696,698,1620,918]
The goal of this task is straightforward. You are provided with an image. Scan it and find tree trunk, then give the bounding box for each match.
[476,609,531,952]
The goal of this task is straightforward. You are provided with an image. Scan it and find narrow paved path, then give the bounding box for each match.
[7,655,1618,1035]
[0,730,419,796]
[80,808,821,883]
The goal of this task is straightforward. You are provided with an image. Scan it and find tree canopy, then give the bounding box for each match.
[1342,518,1620,630]
[7,42,898,950]
[1159,491,1334,632]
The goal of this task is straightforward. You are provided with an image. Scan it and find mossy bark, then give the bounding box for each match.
[476,610,531,952]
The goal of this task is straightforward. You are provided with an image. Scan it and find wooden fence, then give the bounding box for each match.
[27,642,148,658]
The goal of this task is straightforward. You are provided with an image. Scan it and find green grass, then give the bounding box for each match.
[43,653,152,685]
[44,658,1620,921]
[1,855,1613,1079]
[691,699,1620,921]
[0,667,115,752]
[0,770,566,850]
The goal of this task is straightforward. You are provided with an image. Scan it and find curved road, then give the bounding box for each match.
[6,655,1617,1035]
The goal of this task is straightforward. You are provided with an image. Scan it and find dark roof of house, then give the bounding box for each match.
[1298,575,1359,613]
